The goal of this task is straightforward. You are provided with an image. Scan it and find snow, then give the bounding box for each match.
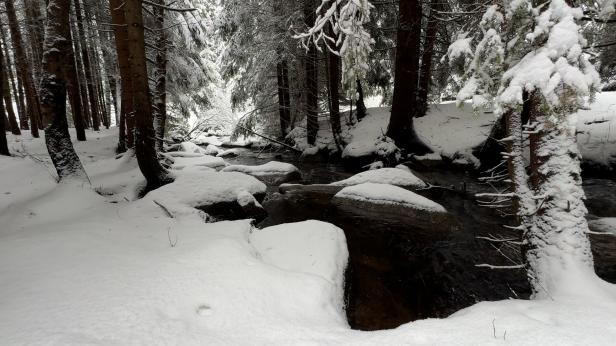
[2,128,616,345]
[341,104,493,164]
[217,148,242,157]
[335,183,446,212]
[222,161,299,176]
[331,168,426,189]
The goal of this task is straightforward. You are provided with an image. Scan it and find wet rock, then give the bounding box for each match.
[331,184,460,239]
[279,183,343,198]
[198,192,267,222]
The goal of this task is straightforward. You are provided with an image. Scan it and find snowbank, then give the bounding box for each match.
[331,167,426,189]
[335,183,446,212]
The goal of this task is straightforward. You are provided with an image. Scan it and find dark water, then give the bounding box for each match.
[225,146,616,331]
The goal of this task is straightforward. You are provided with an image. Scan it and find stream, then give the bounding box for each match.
[222,145,616,331]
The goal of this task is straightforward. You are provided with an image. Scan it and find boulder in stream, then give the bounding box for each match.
[331,183,459,237]
[223,161,301,185]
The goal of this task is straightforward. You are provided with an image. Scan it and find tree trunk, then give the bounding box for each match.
[5,0,40,137]
[276,57,291,138]
[303,0,319,145]
[124,0,170,190]
[70,10,91,129]
[0,56,8,155]
[1,29,28,131]
[153,0,167,152]
[74,0,101,131]
[110,0,134,151]
[24,0,45,90]
[0,45,20,135]
[386,0,430,154]
[64,10,87,141]
[40,0,88,182]
[416,0,439,118]
[356,80,367,121]
[327,36,341,136]
[525,93,593,297]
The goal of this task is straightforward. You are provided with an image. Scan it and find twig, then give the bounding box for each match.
[153,200,175,218]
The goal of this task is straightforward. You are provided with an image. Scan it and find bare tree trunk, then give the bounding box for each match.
[1,27,28,131]
[303,0,319,145]
[74,0,101,131]
[70,10,91,130]
[153,0,167,152]
[0,42,20,135]
[124,0,170,190]
[0,56,8,155]
[326,22,341,136]
[355,80,367,121]
[416,0,439,118]
[64,11,87,141]
[276,58,291,138]
[386,0,430,154]
[110,0,134,151]
[40,0,88,182]
[5,0,40,137]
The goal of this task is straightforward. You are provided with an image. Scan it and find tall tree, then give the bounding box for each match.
[386,0,430,154]
[40,0,88,182]
[109,0,134,151]
[303,0,319,145]
[0,39,20,136]
[123,0,170,190]
[1,26,28,131]
[5,0,40,137]
[74,0,101,131]
[153,0,168,152]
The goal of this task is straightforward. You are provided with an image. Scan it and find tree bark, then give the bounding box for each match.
[276,57,291,138]
[356,80,367,121]
[326,26,341,136]
[1,27,28,131]
[74,0,101,131]
[40,0,89,182]
[153,0,167,152]
[303,0,319,145]
[0,42,20,135]
[386,0,430,154]
[5,0,40,137]
[70,10,91,129]
[123,0,170,190]
[416,0,439,118]
[110,0,134,151]
[64,9,87,141]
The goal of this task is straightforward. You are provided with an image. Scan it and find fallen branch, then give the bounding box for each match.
[153,200,175,219]
[235,124,302,153]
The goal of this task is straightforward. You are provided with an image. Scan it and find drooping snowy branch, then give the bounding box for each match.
[295,0,375,99]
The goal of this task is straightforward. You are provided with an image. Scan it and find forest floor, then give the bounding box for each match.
[1,100,616,344]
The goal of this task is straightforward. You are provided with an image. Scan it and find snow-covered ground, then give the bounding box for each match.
[1,129,616,345]
[315,92,616,169]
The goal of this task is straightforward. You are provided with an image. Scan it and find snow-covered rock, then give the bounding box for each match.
[179,141,207,155]
[223,161,301,185]
[334,183,445,212]
[331,168,426,189]
[203,144,222,156]
[589,218,616,235]
[332,183,455,235]
[170,155,227,171]
[145,171,266,220]
[217,148,242,158]
[250,220,348,306]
